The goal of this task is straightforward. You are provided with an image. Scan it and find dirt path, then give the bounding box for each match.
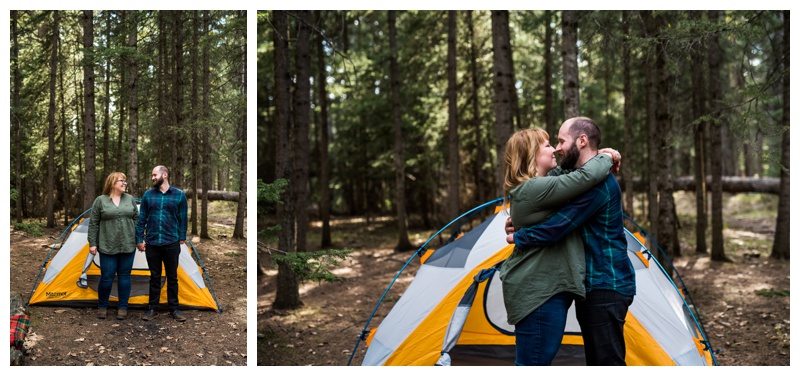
[258,195,790,366]
[10,202,248,366]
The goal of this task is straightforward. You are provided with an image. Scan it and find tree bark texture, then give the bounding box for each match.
[690,10,708,254]
[293,10,311,253]
[317,11,332,248]
[708,10,729,262]
[771,10,790,260]
[83,10,97,209]
[190,10,200,235]
[544,10,556,138]
[201,11,213,240]
[467,10,486,208]
[622,10,634,226]
[173,11,185,188]
[127,11,140,197]
[562,10,580,119]
[641,10,659,255]
[234,10,247,240]
[272,10,301,309]
[491,10,514,199]
[46,11,59,228]
[12,10,23,224]
[389,10,414,252]
[447,10,460,220]
[102,11,111,179]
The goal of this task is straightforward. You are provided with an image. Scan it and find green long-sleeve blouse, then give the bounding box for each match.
[87,193,139,255]
[499,153,612,325]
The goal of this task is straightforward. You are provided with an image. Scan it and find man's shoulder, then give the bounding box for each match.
[586,174,622,201]
[168,186,186,196]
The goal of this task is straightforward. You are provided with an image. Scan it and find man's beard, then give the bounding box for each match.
[560,143,580,169]
[152,177,164,188]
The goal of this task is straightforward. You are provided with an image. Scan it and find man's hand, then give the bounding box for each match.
[505,217,515,244]
[137,242,146,252]
[89,246,97,255]
[179,240,185,245]
[598,148,621,174]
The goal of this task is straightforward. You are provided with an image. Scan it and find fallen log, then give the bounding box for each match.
[618,176,780,194]
[183,189,240,202]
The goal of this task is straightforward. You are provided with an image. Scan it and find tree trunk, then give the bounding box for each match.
[622,176,779,194]
[653,12,679,266]
[190,10,200,235]
[690,11,708,254]
[157,12,168,171]
[491,10,514,199]
[622,11,634,225]
[46,11,59,228]
[316,11,332,248]
[76,61,85,207]
[389,10,414,252]
[708,10,729,262]
[447,10,460,220]
[272,10,301,309]
[544,10,556,138]
[771,10,790,260]
[83,10,97,209]
[12,10,23,224]
[293,10,312,254]
[562,10,580,118]
[201,11,213,240]
[641,11,659,252]
[173,11,185,188]
[59,36,69,224]
[102,11,111,179]
[233,10,247,240]
[467,10,485,208]
[127,11,140,197]
[116,12,127,173]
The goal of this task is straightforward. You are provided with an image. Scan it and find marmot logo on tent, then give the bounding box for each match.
[46,292,67,298]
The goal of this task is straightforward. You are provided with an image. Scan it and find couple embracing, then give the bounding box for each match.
[501,116,636,366]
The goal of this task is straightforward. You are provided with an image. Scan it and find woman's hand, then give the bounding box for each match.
[598,148,621,174]
[89,246,97,255]
[505,217,515,244]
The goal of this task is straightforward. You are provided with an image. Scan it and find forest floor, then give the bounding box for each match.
[257,192,790,366]
[9,201,248,366]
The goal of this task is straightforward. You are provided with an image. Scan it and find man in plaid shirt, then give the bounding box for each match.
[136,165,189,322]
[505,117,635,365]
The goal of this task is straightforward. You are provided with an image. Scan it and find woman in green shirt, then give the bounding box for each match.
[87,172,139,320]
[499,127,617,365]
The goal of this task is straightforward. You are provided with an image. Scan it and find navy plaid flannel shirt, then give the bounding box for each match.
[136,186,188,246]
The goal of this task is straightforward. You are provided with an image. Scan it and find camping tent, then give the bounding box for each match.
[351,199,716,366]
[27,206,222,312]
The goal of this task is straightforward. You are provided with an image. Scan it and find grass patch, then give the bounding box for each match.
[725,194,778,218]
[756,288,789,297]
[225,252,243,257]
[14,221,44,236]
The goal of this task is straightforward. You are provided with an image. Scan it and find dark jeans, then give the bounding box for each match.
[575,289,634,366]
[97,251,136,309]
[145,242,181,311]
[514,292,578,366]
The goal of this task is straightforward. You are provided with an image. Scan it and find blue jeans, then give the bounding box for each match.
[575,289,634,366]
[145,242,182,311]
[97,251,136,310]
[514,292,577,366]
